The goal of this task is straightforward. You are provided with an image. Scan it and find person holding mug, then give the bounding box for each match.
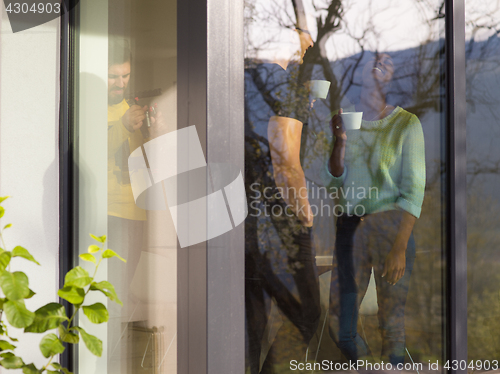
[325,53,426,366]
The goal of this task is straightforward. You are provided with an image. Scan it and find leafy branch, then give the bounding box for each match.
[0,196,126,374]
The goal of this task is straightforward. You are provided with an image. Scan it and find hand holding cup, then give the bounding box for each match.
[331,108,347,143]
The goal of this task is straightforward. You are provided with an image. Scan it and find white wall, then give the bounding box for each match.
[0,6,60,371]
[77,1,109,372]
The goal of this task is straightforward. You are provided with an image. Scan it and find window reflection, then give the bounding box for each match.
[245,0,446,372]
[326,53,425,367]
[465,0,500,362]
[77,0,178,372]
[245,20,321,372]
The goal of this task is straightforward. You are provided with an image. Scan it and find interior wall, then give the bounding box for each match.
[76,0,109,372]
[0,6,60,370]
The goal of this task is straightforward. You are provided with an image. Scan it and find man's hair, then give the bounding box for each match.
[108,38,131,67]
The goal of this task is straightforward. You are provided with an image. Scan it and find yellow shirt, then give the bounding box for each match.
[107,100,147,221]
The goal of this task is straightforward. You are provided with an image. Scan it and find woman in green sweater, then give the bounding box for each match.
[324,53,425,366]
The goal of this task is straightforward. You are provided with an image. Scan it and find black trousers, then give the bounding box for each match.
[245,216,321,374]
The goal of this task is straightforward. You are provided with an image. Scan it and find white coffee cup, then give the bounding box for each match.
[340,112,363,130]
[308,80,331,99]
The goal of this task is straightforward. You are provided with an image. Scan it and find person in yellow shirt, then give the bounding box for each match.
[107,39,157,331]
[108,41,147,222]
[107,38,170,371]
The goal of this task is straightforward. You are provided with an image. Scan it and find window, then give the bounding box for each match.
[244,0,448,371]
[73,1,178,372]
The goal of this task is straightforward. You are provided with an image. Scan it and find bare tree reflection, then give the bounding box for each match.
[245,0,500,368]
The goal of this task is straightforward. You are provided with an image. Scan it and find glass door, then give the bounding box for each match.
[244,0,448,371]
[465,0,500,365]
[74,0,178,372]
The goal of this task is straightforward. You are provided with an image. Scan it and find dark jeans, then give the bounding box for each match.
[332,210,416,366]
[245,220,321,374]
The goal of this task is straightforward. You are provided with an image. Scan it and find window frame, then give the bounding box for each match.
[445,0,467,371]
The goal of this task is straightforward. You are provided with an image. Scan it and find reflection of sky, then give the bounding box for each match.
[247,0,500,62]
[246,0,500,197]
[325,0,441,59]
[465,0,500,41]
[246,0,443,62]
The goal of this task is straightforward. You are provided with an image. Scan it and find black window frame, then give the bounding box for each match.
[59,0,79,371]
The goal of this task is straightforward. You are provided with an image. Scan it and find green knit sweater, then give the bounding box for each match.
[322,107,426,218]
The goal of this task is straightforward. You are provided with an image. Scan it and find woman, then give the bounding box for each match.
[325,53,425,366]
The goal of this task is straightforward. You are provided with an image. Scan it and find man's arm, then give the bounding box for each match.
[268,115,313,227]
[108,105,147,157]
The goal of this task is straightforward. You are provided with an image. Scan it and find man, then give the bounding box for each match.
[106,39,158,374]
[107,40,148,223]
[244,23,320,373]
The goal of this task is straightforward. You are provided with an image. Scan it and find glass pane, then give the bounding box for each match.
[466,0,500,364]
[74,0,177,372]
[244,0,447,372]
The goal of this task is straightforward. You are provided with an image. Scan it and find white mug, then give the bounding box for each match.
[308,80,331,99]
[340,112,363,130]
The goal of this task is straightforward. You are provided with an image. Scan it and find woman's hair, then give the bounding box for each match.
[108,38,132,67]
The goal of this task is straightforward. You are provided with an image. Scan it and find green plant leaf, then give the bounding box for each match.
[0,207,4,219]
[11,246,40,265]
[4,300,35,328]
[57,287,85,305]
[89,281,122,306]
[26,289,35,299]
[79,253,96,264]
[64,267,92,288]
[87,245,100,254]
[89,234,106,243]
[0,340,16,351]
[0,352,24,369]
[82,303,109,324]
[3,224,12,230]
[0,271,30,300]
[0,196,10,204]
[22,363,41,374]
[39,334,65,358]
[72,327,102,357]
[102,249,126,262]
[0,252,12,272]
[89,234,100,242]
[52,363,73,374]
[58,325,79,344]
[24,303,67,333]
